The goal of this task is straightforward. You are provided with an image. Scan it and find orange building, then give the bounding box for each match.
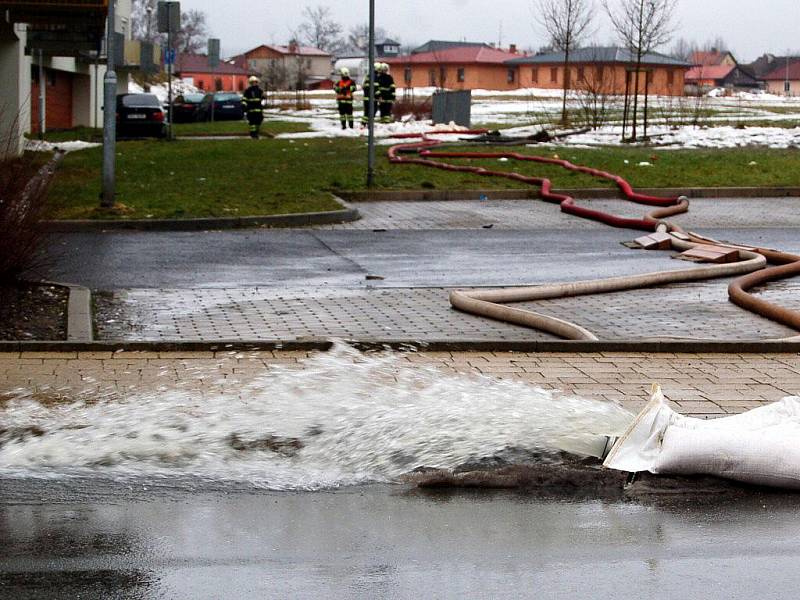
[174,53,252,92]
[507,47,690,96]
[386,45,522,91]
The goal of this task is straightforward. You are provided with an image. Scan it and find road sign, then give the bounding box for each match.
[157,1,180,34]
[208,38,220,69]
[164,48,176,65]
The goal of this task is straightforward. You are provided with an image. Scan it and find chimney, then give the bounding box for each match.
[288,39,299,54]
[510,44,517,54]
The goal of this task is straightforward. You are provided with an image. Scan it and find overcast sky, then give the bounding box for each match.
[186,0,800,62]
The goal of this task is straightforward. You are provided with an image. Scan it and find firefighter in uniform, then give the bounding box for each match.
[242,76,265,139]
[377,63,396,124]
[361,63,380,126]
[334,67,357,129]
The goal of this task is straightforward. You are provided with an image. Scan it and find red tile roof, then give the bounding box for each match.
[175,53,250,75]
[685,64,735,82]
[690,51,731,66]
[762,60,800,80]
[386,46,519,65]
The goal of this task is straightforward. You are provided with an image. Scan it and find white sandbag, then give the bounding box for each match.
[604,385,800,490]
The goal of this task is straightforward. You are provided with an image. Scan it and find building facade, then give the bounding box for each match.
[507,47,690,96]
[175,53,251,92]
[232,43,332,90]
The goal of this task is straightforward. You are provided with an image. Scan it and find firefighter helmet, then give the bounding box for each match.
[373,62,382,71]
[248,76,259,84]
[380,62,390,73]
[339,67,350,77]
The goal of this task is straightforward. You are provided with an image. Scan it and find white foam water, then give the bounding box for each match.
[0,344,633,490]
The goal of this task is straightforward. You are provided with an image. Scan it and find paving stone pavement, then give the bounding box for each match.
[2,351,799,419]
[321,198,800,230]
[95,282,800,342]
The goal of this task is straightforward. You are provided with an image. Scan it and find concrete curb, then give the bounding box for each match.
[40,196,360,232]
[1,339,799,354]
[341,187,800,202]
[66,285,93,343]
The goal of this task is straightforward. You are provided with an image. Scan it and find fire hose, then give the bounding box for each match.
[387,131,800,340]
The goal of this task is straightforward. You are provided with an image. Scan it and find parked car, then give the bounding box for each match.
[168,93,206,123]
[116,93,166,138]
[196,92,245,121]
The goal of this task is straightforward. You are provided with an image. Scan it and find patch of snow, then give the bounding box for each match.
[25,140,100,153]
[129,79,200,104]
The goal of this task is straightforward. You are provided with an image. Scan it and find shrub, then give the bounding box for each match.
[0,150,62,281]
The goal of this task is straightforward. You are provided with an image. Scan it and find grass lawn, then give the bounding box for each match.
[173,120,311,136]
[45,137,800,220]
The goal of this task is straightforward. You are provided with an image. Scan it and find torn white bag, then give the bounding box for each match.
[604,385,800,490]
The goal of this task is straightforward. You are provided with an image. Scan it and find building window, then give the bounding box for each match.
[440,66,447,85]
[646,70,654,85]
[238,79,245,91]
[507,68,516,84]
[667,69,674,85]
[197,80,205,90]
[597,65,605,81]
[428,69,436,86]
[550,67,558,83]
[215,78,223,91]
[457,67,465,82]
[577,67,585,82]
[531,68,539,83]
[404,67,412,84]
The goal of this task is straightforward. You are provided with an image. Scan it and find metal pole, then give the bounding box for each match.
[38,49,46,140]
[101,0,117,208]
[366,0,376,187]
[167,23,174,139]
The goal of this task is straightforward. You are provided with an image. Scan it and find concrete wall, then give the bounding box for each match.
[0,23,31,156]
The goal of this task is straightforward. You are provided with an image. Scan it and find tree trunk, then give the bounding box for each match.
[632,51,642,141]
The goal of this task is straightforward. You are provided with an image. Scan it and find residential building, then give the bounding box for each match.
[507,47,690,96]
[231,42,332,90]
[1,0,134,154]
[761,60,800,95]
[386,45,522,90]
[685,64,761,92]
[175,53,251,92]
[334,39,402,83]
[689,49,737,67]
[411,40,492,55]
[746,54,800,79]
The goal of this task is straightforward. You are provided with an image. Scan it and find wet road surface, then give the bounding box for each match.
[1,478,799,599]
[42,228,800,290]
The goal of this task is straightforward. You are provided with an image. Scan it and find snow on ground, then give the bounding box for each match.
[25,140,100,153]
[129,80,200,103]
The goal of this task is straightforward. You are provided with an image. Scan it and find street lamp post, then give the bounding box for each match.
[367,0,376,187]
[100,0,117,208]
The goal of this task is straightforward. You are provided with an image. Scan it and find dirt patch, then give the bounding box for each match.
[0,282,68,341]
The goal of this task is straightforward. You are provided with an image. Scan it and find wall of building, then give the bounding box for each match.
[0,23,31,156]
[187,73,248,92]
[516,64,685,96]
[765,80,800,96]
[396,63,519,91]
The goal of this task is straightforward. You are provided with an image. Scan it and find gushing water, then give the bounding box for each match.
[0,344,633,490]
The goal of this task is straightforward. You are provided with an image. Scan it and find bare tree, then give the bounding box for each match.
[604,0,678,140]
[299,5,344,53]
[576,56,619,129]
[535,0,595,125]
[176,9,209,54]
[131,1,209,53]
[670,37,694,62]
[347,24,388,53]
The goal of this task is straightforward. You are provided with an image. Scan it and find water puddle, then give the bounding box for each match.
[0,344,633,491]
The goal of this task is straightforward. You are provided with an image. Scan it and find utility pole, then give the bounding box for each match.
[100,0,117,208]
[158,1,180,140]
[367,0,376,187]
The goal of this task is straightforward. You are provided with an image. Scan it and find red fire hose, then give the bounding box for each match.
[386,131,800,339]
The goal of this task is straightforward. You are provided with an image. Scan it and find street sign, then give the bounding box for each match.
[157,1,180,34]
[208,38,220,69]
[164,48,176,65]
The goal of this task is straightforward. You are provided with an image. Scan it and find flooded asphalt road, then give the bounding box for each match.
[40,228,800,289]
[1,478,799,599]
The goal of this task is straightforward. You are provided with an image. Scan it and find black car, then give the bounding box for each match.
[116,93,166,138]
[168,93,205,123]
[196,92,245,121]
